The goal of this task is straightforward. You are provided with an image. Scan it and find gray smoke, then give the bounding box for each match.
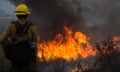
[8,0,87,40]
[86,0,120,42]
[8,0,120,42]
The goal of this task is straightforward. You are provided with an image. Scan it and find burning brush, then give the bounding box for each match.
[36,23,98,72]
[93,36,120,72]
[37,25,96,62]
[36,22,120,72]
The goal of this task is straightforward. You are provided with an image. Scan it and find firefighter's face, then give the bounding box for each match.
[16,15,28,20]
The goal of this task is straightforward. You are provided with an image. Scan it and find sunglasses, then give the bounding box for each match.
[16,15,28,19]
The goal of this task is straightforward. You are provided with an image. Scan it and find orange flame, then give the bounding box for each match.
[113,36,120,42]
[37,25,96,61]
[113,36,120,49]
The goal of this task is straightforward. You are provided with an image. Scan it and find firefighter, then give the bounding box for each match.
[0,3,37,72]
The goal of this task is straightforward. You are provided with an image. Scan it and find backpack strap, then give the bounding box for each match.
[11,20,33,36]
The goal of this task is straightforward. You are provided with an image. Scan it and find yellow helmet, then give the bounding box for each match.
[14,3,31,15]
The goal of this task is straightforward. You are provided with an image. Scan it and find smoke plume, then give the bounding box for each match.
[8,0,86,40]
[8,0,120,41]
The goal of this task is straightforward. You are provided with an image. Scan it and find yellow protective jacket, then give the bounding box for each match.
[0,21,37,45]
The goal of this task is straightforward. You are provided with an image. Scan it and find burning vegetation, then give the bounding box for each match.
[37,24,96,62]
[93,36,120,72]
[37,25,120,72]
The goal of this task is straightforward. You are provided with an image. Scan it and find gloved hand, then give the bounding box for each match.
[30,42,36,48]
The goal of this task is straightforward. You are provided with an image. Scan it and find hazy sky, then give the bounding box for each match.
[0,0,16,34]
[0,0,15,15]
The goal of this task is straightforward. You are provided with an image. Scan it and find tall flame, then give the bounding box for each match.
[37,25,96,61]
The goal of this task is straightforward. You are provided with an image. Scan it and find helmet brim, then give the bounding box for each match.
[14,11,31,15]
